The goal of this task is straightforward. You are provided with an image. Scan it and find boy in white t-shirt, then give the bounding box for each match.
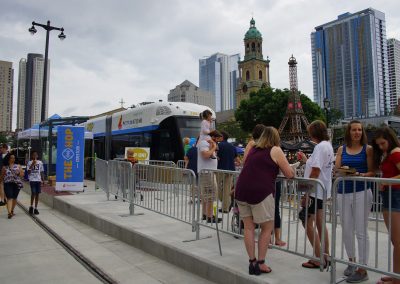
[27,151,44,215]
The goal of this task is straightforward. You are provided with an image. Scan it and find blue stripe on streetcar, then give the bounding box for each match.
[111,125,159,135]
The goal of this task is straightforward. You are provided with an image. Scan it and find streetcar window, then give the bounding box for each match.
[176,117,201,140]
[94,137,105,159]
[111,134,147,159]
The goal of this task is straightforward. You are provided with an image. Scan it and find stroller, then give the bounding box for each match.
[231,202,244,235]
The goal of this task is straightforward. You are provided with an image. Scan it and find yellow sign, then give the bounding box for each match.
[124,147,150,162]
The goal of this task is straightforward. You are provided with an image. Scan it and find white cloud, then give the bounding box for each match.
[0,0,399,129]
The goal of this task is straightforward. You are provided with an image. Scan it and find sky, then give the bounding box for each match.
[1,0,400,128]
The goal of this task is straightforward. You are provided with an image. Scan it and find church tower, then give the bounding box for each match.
[236,18,270,107]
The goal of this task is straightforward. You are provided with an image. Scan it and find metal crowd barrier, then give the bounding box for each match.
[131,163,197,227]
[196,168,329,267]
[95,159,108,194]
[96,159,400,283]
[108,160,133,202]
[330,176,400,284]
[176,160,186,169]
[138,160,176,167]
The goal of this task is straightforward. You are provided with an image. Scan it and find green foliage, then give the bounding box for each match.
[217,120,249,144]
[328,108,343,126]
[235,87,325,132]
[0,134,7,145]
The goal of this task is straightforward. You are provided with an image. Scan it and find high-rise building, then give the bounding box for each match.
[17,53,49,130]
[0,60,14,132]
[311,8,389,118]
[236,18,270,107]
[388,38,400,112]
[199,53,240,112]
[168,80,215,110]
[16,59,26,130]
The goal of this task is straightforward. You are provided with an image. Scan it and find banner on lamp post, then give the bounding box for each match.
[56,126,85,192]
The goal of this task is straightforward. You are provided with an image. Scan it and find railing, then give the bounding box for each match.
[108,160,133,202]
[176,160,186,169]
[131,163,197,226]
[95,159,399,283]
[95,159,108,193]
[330,176,400,283]
[137,160,176,167]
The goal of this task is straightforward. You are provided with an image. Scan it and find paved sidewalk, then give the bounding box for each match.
[0,194,100,284]
[9,190,215,284]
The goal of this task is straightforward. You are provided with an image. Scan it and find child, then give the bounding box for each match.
[27,151,44,215]
[199,110,217,159]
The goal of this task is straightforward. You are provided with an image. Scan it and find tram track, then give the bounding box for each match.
[17,201,119,284]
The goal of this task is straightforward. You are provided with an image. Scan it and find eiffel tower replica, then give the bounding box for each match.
[278,55,309,143]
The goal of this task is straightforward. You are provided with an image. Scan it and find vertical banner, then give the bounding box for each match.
[56,126,85,192]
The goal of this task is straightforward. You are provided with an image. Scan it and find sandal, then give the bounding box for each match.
[377,276,393,284]
[7,213,12,219]
[302,260,320,269]
[249,258,260,275]
[257,260,272,273]
[275,240,286,247]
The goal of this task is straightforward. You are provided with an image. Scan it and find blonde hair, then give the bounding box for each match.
[255,126,280,149]
[183,137,190,144]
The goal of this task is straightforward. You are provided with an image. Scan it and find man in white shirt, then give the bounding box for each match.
[197,130,222,223]
[27,151,44,215]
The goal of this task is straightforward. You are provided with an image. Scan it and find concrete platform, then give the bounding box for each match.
[0,194,100,284]
[20,180,387,284]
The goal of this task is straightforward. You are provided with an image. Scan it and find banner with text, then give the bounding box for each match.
[56,126,85,192]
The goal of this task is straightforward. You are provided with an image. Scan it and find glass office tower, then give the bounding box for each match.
[311,8,389,118]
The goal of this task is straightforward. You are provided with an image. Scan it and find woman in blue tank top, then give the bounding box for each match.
[335,120,375,283]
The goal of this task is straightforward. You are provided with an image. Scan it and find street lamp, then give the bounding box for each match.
[28,20,66,122]
[323,98,330,128]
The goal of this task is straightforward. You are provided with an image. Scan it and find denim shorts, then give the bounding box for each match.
[381,190,400,212]
[30,181,42,194]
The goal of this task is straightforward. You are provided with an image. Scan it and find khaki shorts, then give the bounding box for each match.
[199,172,217,203]
[237,194,275,224]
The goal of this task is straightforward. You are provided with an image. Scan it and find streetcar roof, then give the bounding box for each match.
[84,101,215,134]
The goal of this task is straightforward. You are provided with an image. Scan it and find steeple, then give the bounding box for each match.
[236,18,270,107]
[244,18,263,61]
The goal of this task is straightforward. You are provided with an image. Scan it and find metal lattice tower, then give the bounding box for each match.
[278,55,310,142]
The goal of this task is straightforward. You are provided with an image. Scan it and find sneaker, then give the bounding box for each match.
[346,271,368,283]
[29,206,34,215]
[344,265,356,276]
[34,208,39,215]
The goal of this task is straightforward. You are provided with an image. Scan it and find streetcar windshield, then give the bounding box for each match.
[176,117,201,141]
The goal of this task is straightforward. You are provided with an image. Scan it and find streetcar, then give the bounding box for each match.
[84,101,215,164]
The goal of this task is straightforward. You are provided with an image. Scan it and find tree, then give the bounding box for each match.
[328,108,343,126]
[0,134,7,145]
[235,87,325,132]
[217,119,249,144]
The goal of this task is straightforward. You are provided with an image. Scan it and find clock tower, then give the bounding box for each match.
[236,18,270,107]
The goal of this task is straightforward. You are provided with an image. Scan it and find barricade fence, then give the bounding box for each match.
[95,159,399,282]
[176,160,186,169]
[330,176,400,284]
[95,159,108,193]
[108,160,133,202]
[132,163,197,226]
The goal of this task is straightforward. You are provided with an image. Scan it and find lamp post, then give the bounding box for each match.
[323,98,330,128]
[28,21,66,123]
